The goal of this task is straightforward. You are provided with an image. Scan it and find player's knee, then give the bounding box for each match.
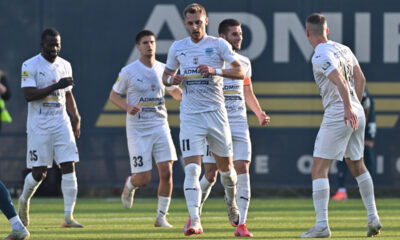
[60,162,75,174]
[137,174,152,187]
[32,167,47,182]
[159,170,172,183]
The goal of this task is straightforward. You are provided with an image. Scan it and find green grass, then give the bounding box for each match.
[1,198,399,239]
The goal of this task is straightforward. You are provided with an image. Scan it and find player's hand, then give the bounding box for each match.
[171,75,184,85]
[71,115,81,138]
[344,107,358,130]
[52,77,74,90]
[127,105,141,115]
[197,65,215,77]
[258,111,271,126]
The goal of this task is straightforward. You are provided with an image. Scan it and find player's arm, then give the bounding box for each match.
[66,90,81,138]
[166,86,182,101]
[244,82,270,126]
[22,77,73,102]
[197,60,244,80]
[353,65,366,102]
[109,89,140,115]
[327,69,358,130]
[162,68,184,87]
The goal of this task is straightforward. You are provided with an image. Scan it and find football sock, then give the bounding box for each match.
[184,163,201,219]
[20,172,41,204]
[200,175,215,204]
[62,172,78,216]
[157,196,171,217]
[126,176,138,191]
[9,215,25,231]
[356,172,379,222]
[220,168,237,204]
[237,173,251,224]
[312,178,329,230]
[0,180,18,220]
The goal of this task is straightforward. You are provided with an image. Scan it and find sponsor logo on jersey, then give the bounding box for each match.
[116,76,121,82]
[22,71,29,77]
[39,72,45,76]
[205,48,214,56]
[136,78,143,82]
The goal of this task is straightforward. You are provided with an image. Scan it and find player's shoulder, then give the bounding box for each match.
[154,60,165,69]
[22,54,41,67]
[312,42,335,63]
[121,60,140,74]
[235,52,250,65]
[56,56,71,67]
[170,37,192,50]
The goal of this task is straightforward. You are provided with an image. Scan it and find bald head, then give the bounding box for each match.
[306,13,328,37]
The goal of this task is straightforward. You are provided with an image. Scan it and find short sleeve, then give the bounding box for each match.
[21,61,37,88]
[351,51,359,67]
[165,42,179,72]
[312,53,337,77]
[218,38,236,64]
[66,62,73,91]
[112,70,129,94]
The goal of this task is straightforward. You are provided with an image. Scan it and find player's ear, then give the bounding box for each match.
[326,27,329,36]
[205,17,209,26]
[219,33,225,39]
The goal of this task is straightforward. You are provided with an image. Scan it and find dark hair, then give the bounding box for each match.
[218,18,241,35]
[183,3,206,18]
[41,28,60,42]
[306,13,327,36]
[135,30,155,44]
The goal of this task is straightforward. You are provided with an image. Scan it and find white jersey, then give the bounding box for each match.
[21,54,73,134]
[223,52,252,124]
[165,35,236,114]
[113,60,171,129]
[312,40,364,122]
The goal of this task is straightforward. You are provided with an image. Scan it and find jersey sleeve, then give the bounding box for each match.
[112,70,129,94]
[218,38,236,64]
[21,61,37,88]
[65,62,73,91]
[165,42,179,72]
[312,53,337,77]
[243,58,252,85]
[351,50,359,67]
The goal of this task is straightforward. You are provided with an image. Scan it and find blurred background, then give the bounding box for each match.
[0,0,399,197]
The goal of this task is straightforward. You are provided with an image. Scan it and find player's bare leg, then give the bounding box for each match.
[60,162,83,228]
[214,154,240,227]
[199,163,218,215]
[18,166,46,226]
[183,156,203,236]
[234,160,253,237]
[154,161,173,228]
[301,157,331,238]
[346,158,382,237]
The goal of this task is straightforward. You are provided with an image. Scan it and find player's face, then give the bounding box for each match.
[224,25,243,51]
[136,35,156,58]
[41,35,61,62]
[184,12,208,43]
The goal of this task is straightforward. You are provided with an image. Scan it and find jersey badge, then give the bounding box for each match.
[116,76,121,82]
[193,57,198,65]
[322,62,331,71]
[205,48,214,56]
[151,84,156,91]
[22,71,29,77]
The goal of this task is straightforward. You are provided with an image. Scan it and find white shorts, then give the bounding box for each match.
[26,125,79,169]
[127,122,177,173]
[313,116,365,161]
[203,123,251,163]
[180,108,233,158]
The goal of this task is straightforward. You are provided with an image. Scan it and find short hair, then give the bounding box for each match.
[41,28,60,42]
[306,13,327,37]
[135,30,155,44]
[218,18,241,35]
[183,3,206,18]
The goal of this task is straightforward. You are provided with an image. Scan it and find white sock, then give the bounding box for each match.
[157,196,171,217]
[9,216,24,231]
[200,175,215,204]
[356,172,379,222]
[62,172,78,217]
[312,178,329,230]
[125,176,138,191]
[184,163,201,219]
[20,172,41,203]
[237,173,251,224]
[338,188,347,193]
[219,168,238,204]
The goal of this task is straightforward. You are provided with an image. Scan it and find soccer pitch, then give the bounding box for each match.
[1,198,399,239]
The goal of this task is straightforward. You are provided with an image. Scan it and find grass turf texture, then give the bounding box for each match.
[1,198,399,239]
